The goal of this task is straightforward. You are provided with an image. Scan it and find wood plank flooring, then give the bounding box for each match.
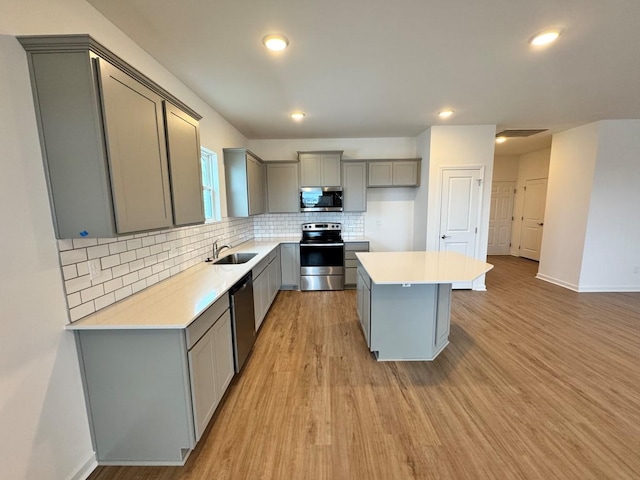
[89,256,640,480]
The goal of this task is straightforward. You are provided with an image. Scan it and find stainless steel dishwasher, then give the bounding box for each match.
[229,272,256,372]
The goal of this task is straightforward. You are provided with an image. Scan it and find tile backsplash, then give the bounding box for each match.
[59,218,253,322]
[58,212,365,322]
[253,212,365,238]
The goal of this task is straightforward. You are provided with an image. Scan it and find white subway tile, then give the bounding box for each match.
[146,274,159,287]
[101,254,121,269]
[144,255,158,267]
[60,249,87,266]
[129,259,144,272]
[81,284,105,303]
[69,301,95,322]
[122,272,139,286]
[109,241,127,255]
[150,244,163,255]
[135,246,151,259]
[112,263,130,278]
[72,238,98,248]
[138,266,152,279]
[131,279,147,294]
[98,237,117,244]
[152,263,164,275]
[65,275,92,294]
[87,244,110,259]
[158,269,171,282]
[142,236,156,247]
[67,292,81,308]
[114,285,133,302]
[94,292,116,310]
[77,261,89,277]
[126,238,143,250]
[91,269,113,286]
[120,250,136,263]
[103,277,124,294]
[58,239,74,251]
[62,264,78,280]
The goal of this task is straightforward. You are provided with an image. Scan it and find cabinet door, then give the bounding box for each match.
[393,161,420,186]
[299,154,322,186]
[253,271,267,330]
[164,102,205,226]
[268,258,279,303]
[97,58,173,233]
[321,154,342,186]
[247,154,266,215]
[368,162,393,187]
[188,326,218,442]
[343,162,367,212]
[267,163,299,213]
[212,311,234,404]
[280,243,300,289]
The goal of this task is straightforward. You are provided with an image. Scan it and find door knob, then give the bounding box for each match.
[441,235,450,239]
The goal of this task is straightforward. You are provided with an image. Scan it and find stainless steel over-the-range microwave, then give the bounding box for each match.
[300,187,343,212]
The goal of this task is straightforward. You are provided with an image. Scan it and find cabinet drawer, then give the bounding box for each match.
[186,295,230,349]
[345,267,357,286]
[345,259,359,268]
[357,264,371,289]
[268,247,278,263]
[345,242,369,251]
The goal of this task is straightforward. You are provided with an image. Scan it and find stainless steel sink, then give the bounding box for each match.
[213,252,258,265]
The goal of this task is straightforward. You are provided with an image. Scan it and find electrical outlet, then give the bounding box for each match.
[88,259,102,280]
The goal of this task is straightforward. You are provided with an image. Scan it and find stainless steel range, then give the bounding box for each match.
[300,223,345,291]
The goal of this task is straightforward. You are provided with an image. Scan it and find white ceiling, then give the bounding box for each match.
[87,0,640,155]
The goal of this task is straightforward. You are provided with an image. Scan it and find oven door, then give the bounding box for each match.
[300,243,345,290]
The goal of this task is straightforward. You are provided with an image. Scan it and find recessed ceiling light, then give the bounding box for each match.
[529,28,562,46]
[495,136,507,144]
[263,34,289,51]
[438,109,454,119]
[290,112,305,121]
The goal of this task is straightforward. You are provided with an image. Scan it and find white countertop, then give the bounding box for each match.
[66,240,284,330]
[355,251,493,285]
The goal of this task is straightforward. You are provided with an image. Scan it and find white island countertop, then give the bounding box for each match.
[66,239,291,330]
[355,251,493,285]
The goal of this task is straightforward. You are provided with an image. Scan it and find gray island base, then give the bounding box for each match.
[355,251,493,361]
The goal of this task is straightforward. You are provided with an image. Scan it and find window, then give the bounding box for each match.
[201,147,221,222]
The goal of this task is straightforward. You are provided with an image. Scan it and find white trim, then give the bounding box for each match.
[577,285,640,293]
[536,273,579,291]
[67,453,97,480]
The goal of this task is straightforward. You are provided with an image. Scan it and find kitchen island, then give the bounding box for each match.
[355,251,493,361]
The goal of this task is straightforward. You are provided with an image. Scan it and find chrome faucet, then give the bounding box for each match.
[213,240,232,259]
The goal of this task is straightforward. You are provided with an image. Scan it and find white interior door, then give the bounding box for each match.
[520,178,548,261]
[488,182,515,255]
[439,167,484,289]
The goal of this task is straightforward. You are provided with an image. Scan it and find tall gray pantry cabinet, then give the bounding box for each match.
[19,35,204,238]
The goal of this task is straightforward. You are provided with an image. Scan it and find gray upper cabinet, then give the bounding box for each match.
[97,59,173,233]
[223,148,266,217]
[342,162,367,212]
[18,35,203,238]
[298,151,342,186]
[164,102,205,226]
[367,160,421,187]
[266,162,300,213]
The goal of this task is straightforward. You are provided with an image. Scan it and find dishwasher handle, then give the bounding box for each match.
[230,272,253,295]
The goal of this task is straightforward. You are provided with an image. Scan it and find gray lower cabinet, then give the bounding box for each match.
[266,162,300,213]
[164,102,205,226]
[342,162,367,212]
[345,242,370,288]
[224,149,266,217]
[76,296,233,465]
[356,264,371,347]
[253,247,281,331]
[280,243,300,290]
[367,160,421,187]
[19,35,203,238]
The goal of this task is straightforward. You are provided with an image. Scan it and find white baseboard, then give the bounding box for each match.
[535,273,579,291]
[577,285,640,293]
[67,453,97,480]
[472,285,487,292]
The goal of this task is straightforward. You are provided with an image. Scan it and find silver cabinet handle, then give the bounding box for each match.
[441,235,450,239]
[537,222,544,226]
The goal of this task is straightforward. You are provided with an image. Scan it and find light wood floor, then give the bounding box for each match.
[89,256,640,480]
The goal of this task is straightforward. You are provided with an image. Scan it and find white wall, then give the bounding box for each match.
[0,0,248,478]
[538,124,598,290]
[249,137,418,251]
[425,126,496,289]
[579,120,640,291]
[412,129,431,250]
[493,155,519,182]
[510,148,551,256]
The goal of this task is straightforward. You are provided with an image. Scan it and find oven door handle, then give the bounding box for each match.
[300,243,344,247]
